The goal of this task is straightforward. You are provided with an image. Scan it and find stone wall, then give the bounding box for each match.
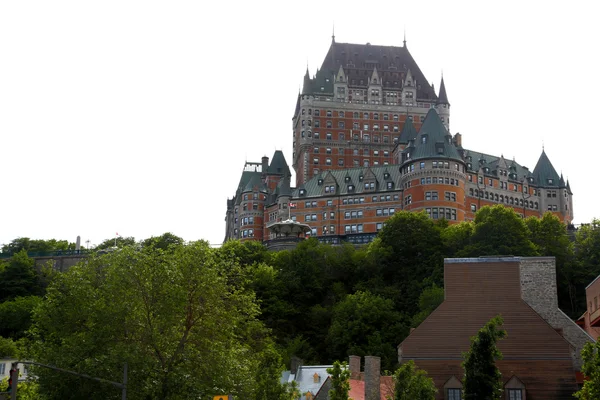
[520,257,594,369]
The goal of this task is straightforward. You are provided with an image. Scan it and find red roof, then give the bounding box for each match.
[348,377,394,400]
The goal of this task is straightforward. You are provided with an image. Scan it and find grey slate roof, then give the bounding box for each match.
[407,109,462,162]
[437,76,450,105]
[532,150,561,188]
[292,165,400,198]
[268,150,292,176]
[306,41,438,100]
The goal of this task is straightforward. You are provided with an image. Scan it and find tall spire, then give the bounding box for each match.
[403,27,407,48]
[437,75,450,105]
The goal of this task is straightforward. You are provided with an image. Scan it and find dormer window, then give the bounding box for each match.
[348,184,354,192]
[548,178,553,184]
[345,176,350,182]
[359,175,364,181]
[384,172,390,179]
[299,189,305,196]
[436,145,444,154]
[318,179,323,185]
[421,136,427,144]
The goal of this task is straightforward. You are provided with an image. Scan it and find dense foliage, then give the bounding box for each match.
[462,315,507,400]
[391,360,437,400]
[1,207,599,398]
[574,341,600,400]
[326,361,351,400]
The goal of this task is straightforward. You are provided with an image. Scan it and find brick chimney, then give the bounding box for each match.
[348,355,361,380]
[290,356,303,375]
[364,356,381,400]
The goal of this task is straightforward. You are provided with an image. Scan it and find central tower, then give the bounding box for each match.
[291,37,449,186]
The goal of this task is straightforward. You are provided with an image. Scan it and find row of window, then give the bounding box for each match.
[301,109,417,121]
[300,130,401,143]
[419,176,461,186]
[313,147,391,158]
[233,228,254,238]
[242,193,263,201]
[426,207,458,220]
[404,161,462,173]
[313,158,391,167]
[468,189,540,209]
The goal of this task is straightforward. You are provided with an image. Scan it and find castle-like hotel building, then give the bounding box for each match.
[225,37,573,244]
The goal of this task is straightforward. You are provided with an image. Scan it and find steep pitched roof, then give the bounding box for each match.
[242,171,266,193]
[305,41,437,100]
[437,76,450,105]
[532,150,560,187]
[268,150,291,176]
[408,109,462,162]
[398,116,418,143]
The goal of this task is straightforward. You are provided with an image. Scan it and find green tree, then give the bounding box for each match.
[28,242,272,400]
[1,238,75,254]
[327,291,407,371]
[0,336,17,357]
[410,285,444,328]
[0,296,42,339]
[461,205,538,257]
[574,341,600,400]
[391,360,436,400]
[94,236,136,250]
[362,211,444,315]
[526,213,579,316]
[441,221,474,257]
[462,315,507,400]
[575,221,600,308]
[141,232,184,252]
[253,344,290,400]
[0,250,42,302]
[327,361,351,400]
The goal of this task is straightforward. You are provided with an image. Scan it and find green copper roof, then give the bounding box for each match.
[268,150,291,176]
[407,109,462,162]
[398,117,418,143]
[532,150,560,187]
[292,165,401,198]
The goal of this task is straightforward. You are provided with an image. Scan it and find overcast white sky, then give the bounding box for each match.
[1,1,598,248]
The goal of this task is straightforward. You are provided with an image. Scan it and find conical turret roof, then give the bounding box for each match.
[532,150,560,187]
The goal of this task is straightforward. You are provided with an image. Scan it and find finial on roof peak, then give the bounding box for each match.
[403,27,407,48]
[332,23,335,43]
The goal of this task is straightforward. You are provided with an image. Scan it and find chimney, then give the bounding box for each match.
[453,132,462,147]
[261,156,269,172]
[364,356,381,400]
[348,355,361,380]
[290,356,303,375]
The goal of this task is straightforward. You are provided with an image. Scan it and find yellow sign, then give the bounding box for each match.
[213,396,230,400]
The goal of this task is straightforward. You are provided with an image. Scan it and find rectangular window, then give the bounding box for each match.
[507,389,523,400]
[447,389,462,400]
